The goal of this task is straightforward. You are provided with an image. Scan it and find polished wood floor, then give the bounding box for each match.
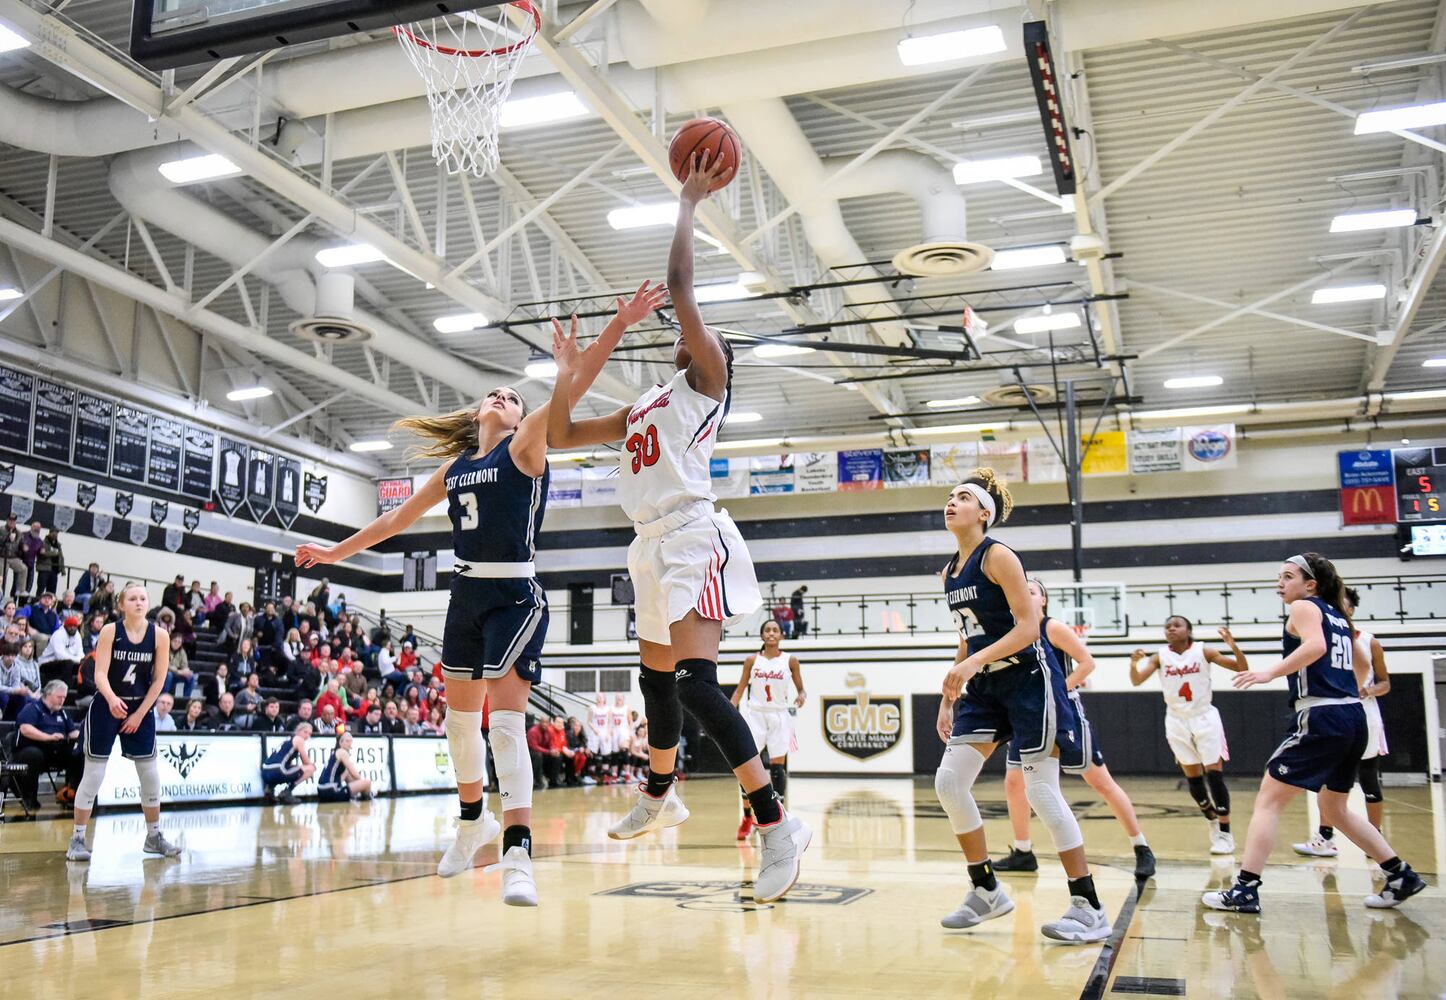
[1,776,1442,999]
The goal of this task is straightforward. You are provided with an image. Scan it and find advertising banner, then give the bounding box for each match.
[392,735,463,791]
[96,734,262,806]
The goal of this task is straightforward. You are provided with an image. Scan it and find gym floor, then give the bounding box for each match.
[1,776,1442,999]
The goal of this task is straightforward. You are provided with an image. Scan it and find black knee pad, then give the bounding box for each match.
[1186,775,1214,813]
[1358,757,1384,803]
[676,658,758,770]
[639,664,681,751]
[769,762,788,799]
[1205,770,1231,816]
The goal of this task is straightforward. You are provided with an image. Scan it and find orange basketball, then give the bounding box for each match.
[668,117,741,192]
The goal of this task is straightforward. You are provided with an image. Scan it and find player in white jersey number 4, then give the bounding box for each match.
[1130,616,1249,855]
[547,152,810,904]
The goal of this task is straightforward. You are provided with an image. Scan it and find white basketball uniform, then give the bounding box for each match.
[587,703,615,755]
[1157,643,1229,766]
[742,651,795,759]
[610,708,632,753]
[1357,629,1388,760]
[617,370,761,644]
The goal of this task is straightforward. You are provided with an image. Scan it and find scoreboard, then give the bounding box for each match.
[1394,446,1446,521]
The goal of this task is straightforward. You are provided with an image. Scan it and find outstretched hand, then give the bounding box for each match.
[615,279,668,327]
[551,314,581,377]
[680,150,730,205]
[295,542,336,569]
[1232,669,1270,690]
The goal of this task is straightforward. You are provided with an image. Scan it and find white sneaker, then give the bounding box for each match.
[143,829,182,858]
[1292,834,1339,858]
[1210,829,1236,855]
[437,811,502,878]
[607,786,689,841]
[1041,896,1113,943]
[65,832,91,863]
[753,813,812,903]
[941,884,1014,929]
[484,845,538,907]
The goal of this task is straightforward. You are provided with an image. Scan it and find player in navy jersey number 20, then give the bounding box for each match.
[296,284,664,907]
[547,152,811,904]
[935,470,1111,943]
[66,582,182,862]
[1204,553,1427,913]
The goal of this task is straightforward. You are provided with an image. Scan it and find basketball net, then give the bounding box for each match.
[962,305,988,341]
[393,2,541,177]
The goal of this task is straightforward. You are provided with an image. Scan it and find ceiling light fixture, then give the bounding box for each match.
[1328,209,1418,233]
[0,287,21,301]
[1131,404,1250,420]
[225,386,273,401]
[1163,375,1224,389]
[349,440,393,452]
[990,244,1068,270]
[499,90,588,129]
[1354,100,1446,134]
[158,153,243,184]
[1014,311,1080,334]
[752,343,816,359]
[897,25,1007,66]
[926,396,982,408]
[1387,388,1446,401]
[953,155,1042,185]
[607,202,678,230]
[1423,357,1446,368]
[694,280,757,303]
[316,244,387,268]
[433,312,489,334]
[0,23,29,53]
[727,411,764,423]
[1311,283,1387,304]
[525,358,559,379]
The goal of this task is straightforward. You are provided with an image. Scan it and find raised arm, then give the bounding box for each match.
[731,654,756,707]
[1129,648,1160,687]
[1205,627,1249,672]
[546,316,631,449]
[295,465,449,569]
[1045,618,1095,691]
[668,154,732,402]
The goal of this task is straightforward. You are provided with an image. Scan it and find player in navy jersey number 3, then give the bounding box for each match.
[1204,553,1427,913]
[296,284,663,907]
[935,470,1111,943]
[547,152,810,904]
[66,582,182,862]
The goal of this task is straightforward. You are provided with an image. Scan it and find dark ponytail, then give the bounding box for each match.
[717,330,735,425]
[1301,552,1349,621]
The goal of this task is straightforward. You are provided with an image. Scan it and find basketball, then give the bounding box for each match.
[669,117,741,192]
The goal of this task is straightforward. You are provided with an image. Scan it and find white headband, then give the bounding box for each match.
[1286,555,1315,579]
[958,482,998,527]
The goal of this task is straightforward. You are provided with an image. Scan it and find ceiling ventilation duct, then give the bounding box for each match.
[288,271,375,344]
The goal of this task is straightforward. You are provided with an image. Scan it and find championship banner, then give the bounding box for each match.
[377,476,413,514]
[246,448,275,520]
[0,366,34,455]
[930,442,980,486]
[749,455,795,494]
[709,457,749,498]
[274,456,302,528]
[837,449,883,491]
[392,735,462,791]
[793,451,836,493]
[1129,427,1183,474]
[302,471,327,513]
[147,416,184,493]
[1080,431,1128,477]
[31,379,75,463]
[1338,449,1395,526]
[97,734,263,806]
[883,448,930,488]
[216,437,248,516]
[1182,425,1236,471]
[181,425,215,501]
[112,405,150,484]
[73,392,114,475]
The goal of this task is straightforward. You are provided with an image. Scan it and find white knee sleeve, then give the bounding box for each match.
[445,708,487,785]
[75,757,108,811]
[487,710,532,813]
[134,755,162,809]
[1023,757,1083,853]
[935,739,986,835]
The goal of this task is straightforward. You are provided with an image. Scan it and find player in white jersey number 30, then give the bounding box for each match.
[547,151,810,903]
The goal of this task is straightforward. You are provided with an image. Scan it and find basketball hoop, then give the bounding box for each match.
[962,305,989,341]
[393,1,542,177]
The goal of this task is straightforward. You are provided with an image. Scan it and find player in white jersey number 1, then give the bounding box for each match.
[547,152,811,903]
[731,620,807,840]
[1130,616,1248,855]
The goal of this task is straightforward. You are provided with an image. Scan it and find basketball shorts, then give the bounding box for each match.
[1007,691,1102,772]
[627,502,761,646]
[744,705,794,760]
[1362,696,1388,760]
[951,657,1077,765]
[84,696,156,761]
[1267,702,1368,793]
[262,758,304,787]
[316,783,351,803]
[1165,706,1229,766]
[441,575,546,683]
[587,730,617,756]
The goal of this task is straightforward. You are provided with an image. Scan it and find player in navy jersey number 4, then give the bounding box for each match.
[547,152,811,904]
[935,470,1111,943]
[66,582,183,862]
[295,284,664,906]
[1203,553,1427,913]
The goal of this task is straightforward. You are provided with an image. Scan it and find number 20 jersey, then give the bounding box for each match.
[1157,643,1212,717]
[616,370,723,525]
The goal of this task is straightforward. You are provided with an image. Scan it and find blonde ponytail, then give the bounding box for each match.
[392,407,480,461]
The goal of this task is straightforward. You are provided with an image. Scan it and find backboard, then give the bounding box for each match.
[129,0,508,69]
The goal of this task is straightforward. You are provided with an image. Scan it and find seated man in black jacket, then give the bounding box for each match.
[249,697,288,732]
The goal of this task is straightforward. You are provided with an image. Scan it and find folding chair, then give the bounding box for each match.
[0,725,35,821]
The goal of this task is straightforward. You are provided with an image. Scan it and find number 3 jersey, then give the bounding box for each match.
[1156,643,1213,717]
[445,435,548,565]
[617,370,723,526]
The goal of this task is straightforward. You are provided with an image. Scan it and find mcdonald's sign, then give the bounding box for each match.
[1341,485,1396,526]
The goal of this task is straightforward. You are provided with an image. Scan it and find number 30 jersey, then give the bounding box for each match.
[1156,643,1212,717]
[445,436,548,565]
[617,370,724,525]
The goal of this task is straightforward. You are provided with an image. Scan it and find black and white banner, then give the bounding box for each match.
[274,456,301,529]
[303,472,327,514]
[128,520,149,546]
[150,499,169,525]
[112,405,150,484]
[114,491,133,518]
[182,507,200,532]
[92,512,112,539]
[52,505,75,532]
[0,462,15,493]
[72,392,113,475]
[0,367,34,454]
[31,379,74,463]
[246,448,274,520]
[11,495,32,522]
[76,482,97,510]
[216,437,248,516]
[148,416,183,493]
[181,425,215,502]
[165,528,183,552]
[97,735,262,806]
[35,472,56,500]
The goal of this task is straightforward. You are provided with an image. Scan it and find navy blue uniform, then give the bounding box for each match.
[1006,615,1098,770]
[84,622,158,760]
[944,539,1075,761]
[262,740,306,787]
[316,748,351,802]
[1267,597,1366,792]
[441,436,549,682]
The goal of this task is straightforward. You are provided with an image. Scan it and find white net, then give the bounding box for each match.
[393,2,539,177]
